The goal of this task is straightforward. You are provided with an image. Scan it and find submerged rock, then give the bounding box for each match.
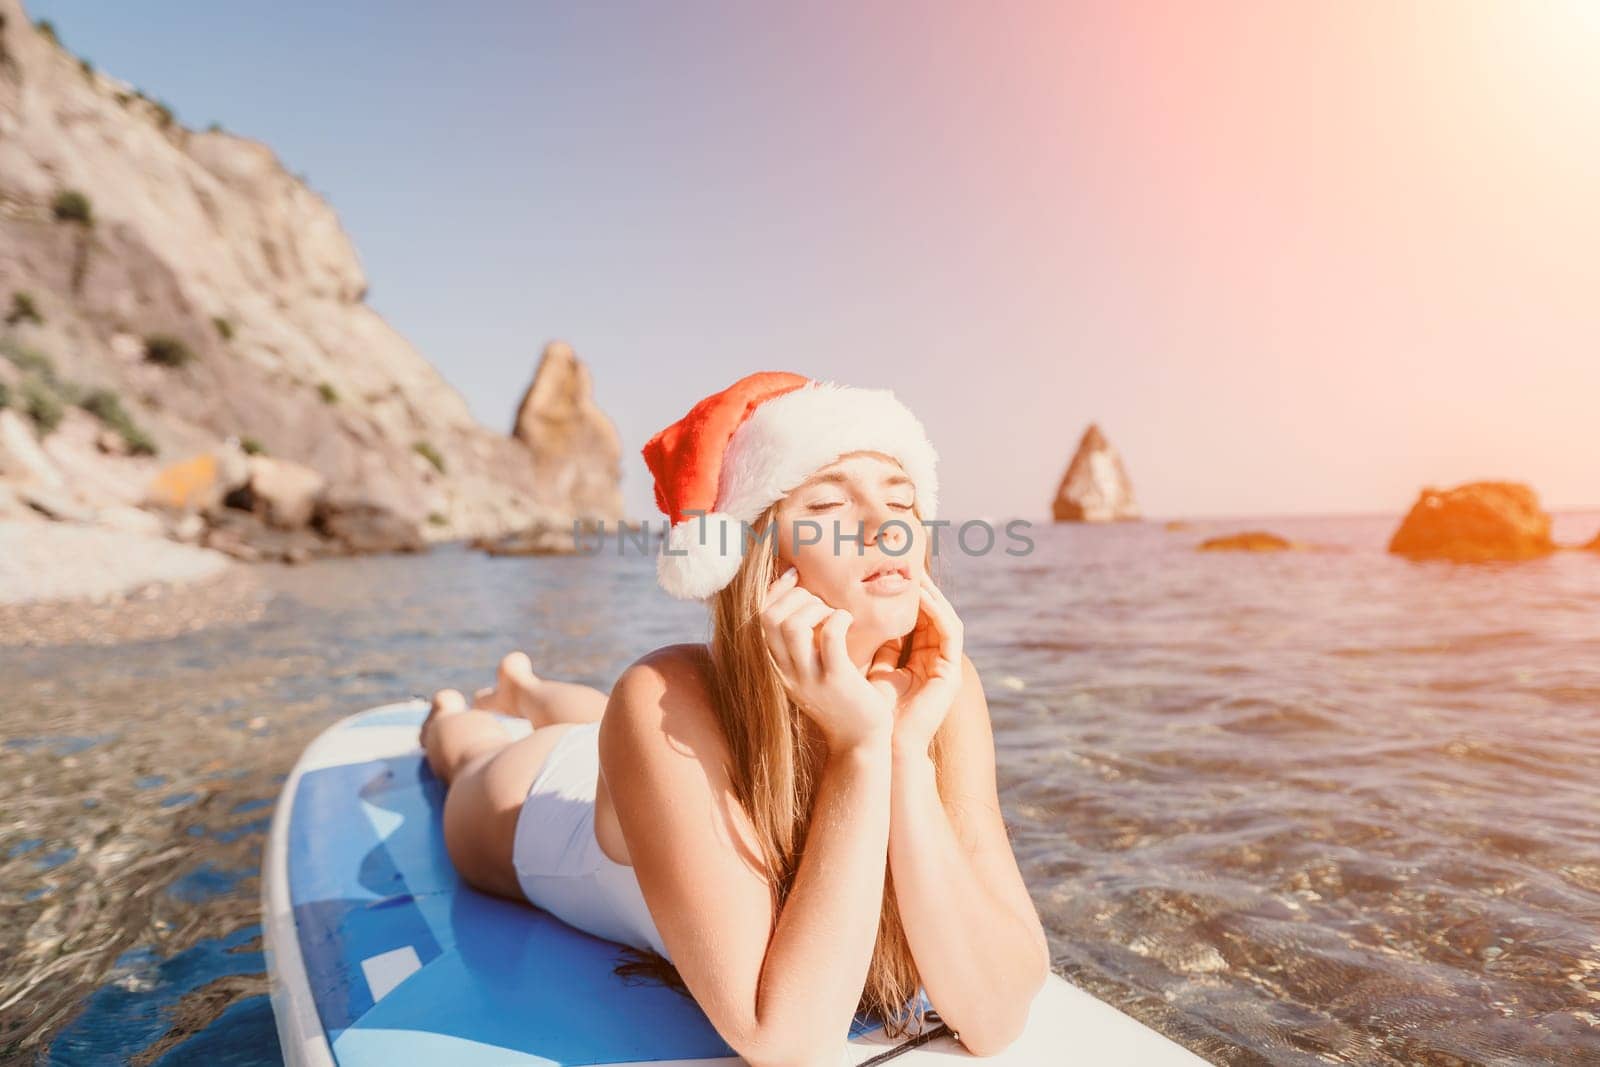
[1199,531,1294,552]
[472,516,608,557]
[1388,482,1555,562]
[1052,423,1140,522]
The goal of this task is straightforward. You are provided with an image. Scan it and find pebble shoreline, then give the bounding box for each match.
[0,521,271,647]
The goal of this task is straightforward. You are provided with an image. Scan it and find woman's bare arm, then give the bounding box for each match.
[600,649,892,1067]
[757,737,892,1063]
[888,654,1050,1056]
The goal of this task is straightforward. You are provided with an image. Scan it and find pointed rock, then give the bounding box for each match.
[1052,423,1139,522]
[511,341,624,525]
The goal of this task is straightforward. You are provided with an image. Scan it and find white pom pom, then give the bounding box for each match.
[656,511,747,600]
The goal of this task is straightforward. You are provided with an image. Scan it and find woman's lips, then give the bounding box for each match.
[862,570,911,595]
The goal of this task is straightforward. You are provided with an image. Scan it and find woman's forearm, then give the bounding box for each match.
[750,736,893,1067]
[887,749,1049,1056]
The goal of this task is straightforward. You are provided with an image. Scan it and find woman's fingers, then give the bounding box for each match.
[759,570,807,643]
[817,609,854,677]
[763,589,817,643]
[778,600,833,682]
[764,564,798,603]
[917,575,964,664]
[869,636,902,674]
[761,570,810,677]
[765,583,827,635]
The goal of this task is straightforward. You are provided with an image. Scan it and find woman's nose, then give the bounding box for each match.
[866,505,910,551]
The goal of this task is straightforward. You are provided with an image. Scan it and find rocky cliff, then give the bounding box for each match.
[1051,423,1140,522]
[0,0,621,544]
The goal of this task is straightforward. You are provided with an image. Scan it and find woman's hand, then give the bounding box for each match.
[866,572,964,760]
[761,566,894,753]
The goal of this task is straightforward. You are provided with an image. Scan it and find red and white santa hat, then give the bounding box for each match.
[641,370,941,601]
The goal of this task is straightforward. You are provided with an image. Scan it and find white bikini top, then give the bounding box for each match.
[591,842,674,963]
[576,721,673,964]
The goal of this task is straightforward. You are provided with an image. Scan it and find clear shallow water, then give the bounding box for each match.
[3,512,1599,1065]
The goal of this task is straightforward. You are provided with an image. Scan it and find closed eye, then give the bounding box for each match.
[807,501,915,512]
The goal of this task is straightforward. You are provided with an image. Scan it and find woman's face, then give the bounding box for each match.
[770,451,925,651]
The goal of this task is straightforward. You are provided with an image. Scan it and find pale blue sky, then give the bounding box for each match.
[27,2,1600,521]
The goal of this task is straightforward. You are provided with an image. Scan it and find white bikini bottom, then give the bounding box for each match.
[510,720,674,963]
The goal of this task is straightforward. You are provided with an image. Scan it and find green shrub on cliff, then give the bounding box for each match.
[21,379,63,435]
[0,338,56,380]
[0,340,80,434]
[317,381,339,405]
[212,316,234,341]
[0,382,10,411]
[52,189,93,226]
[35,19,59,45]
[79,388,158,456]
[240,436,267,456]
[412,440,446,474]
[6,292,43,327]
[143,334,195,368]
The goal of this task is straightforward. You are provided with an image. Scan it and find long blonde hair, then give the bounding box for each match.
[615,499,953,1038]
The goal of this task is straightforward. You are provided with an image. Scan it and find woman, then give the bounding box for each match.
[420,371,1050,1066]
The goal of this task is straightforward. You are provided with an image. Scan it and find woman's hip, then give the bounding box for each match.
[441,721,596,898]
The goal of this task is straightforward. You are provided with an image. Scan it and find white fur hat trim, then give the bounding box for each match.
[656,380,939,601]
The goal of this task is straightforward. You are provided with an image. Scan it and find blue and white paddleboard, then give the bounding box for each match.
[263,700,1208,1065]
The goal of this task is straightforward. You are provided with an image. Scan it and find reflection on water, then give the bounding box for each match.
[3,515,1600,1064]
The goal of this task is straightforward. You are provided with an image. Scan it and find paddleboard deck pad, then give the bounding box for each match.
[263,700,1208,1065]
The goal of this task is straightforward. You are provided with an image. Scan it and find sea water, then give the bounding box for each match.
[2,512,1598,1065]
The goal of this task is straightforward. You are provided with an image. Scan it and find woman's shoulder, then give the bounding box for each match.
[626,642,715,699]
[634,640,714,676]
[603,643,722,751]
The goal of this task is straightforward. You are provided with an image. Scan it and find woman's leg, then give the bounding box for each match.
[421,688,513,782]
[421,686,591,901]
[471,651,608,727]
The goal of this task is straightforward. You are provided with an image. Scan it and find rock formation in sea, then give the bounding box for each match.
[1198,531,1294,552]
[465,341,625,558]
[0,1,623,560]
[1051,423,1140,522]
[1387,482,1555,562]
[511,341,624,526]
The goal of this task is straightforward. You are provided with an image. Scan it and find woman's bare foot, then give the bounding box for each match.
[420,687,468,751]
[471,652,542,719]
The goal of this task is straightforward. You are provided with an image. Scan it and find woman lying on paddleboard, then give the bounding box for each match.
[418,371,1050,1066]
